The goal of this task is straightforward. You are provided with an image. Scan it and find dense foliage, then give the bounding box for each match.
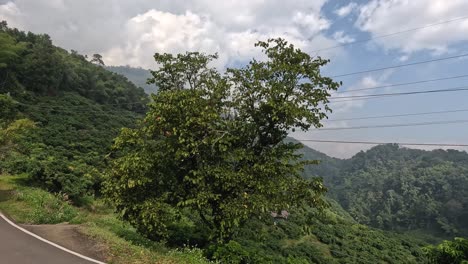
[211,201,426,263]
[302,143,468,237]
[0,95,35,168]
[423,237,468,264]
[105,39,340,242]
[0,22,149,202]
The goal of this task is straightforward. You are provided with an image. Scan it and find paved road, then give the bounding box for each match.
[0,215,97,264]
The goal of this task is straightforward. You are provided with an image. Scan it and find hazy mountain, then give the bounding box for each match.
[106,65,157,94]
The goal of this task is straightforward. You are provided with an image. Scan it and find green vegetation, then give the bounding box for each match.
[1,21,467,263]
[0,21,148,203]
[0,22,25,68]
[211,200,427,263]
[0,175,215,264]
[423,237,468,264]
[0,175,78,224]
[303,144,468,237]
[105,39,340,243]
[0,174,428,264]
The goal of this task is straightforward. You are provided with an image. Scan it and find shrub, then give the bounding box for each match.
[14,188,78,224]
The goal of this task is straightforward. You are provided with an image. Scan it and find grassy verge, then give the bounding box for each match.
[0,174,215,264]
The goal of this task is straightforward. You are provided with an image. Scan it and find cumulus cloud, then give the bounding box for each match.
[356,0,468,55]
[332,31,355,44]
[292,11,330,34]
[0,1,21,26]
[334,2,358,17]
[0,0,341,69]
[103,10,224,68]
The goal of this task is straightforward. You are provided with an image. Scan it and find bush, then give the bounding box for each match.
[14,187,78,224]
[27,151,94,204]
[212,241,250,264]
[423,237,468,264]
[168,247,216,264]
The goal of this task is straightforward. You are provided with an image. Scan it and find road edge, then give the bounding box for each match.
[0,213,106,264]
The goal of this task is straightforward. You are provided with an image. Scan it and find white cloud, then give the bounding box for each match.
[0,1,21,26]
[292,11,330,34]
[398,55,409,62]
[0,0,341,69]
[330,75,383,114]
[356,0,468,55]
[104,10,224,68]
[332,31,355,44]
[334,2,357,17]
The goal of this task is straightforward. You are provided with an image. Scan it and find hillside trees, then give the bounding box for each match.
[0,30,25,69]
[312,144,468,237]
[0,95,35,172]
[0,22,148,203]
[105,38,340,242]
[91,53,105,66]
[424,237,468,264]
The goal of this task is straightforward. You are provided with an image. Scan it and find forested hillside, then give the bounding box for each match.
[301,142,468,239]
[0,22,148,202]
[211,200,427,263]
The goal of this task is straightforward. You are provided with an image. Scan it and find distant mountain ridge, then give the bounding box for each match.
[106,65,157,94]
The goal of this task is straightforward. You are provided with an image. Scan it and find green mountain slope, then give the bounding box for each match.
[296,142,468,239]
[214,199,427,263]
[0,23,149,201]
[286,138,343,184]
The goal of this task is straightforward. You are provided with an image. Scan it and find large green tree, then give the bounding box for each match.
[105,38,340,242]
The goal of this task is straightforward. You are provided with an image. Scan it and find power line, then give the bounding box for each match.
[324,108,468,122]
[17,84,468,112]
[313,119,468,131]
[336,74,468,94]
[296,139,468,147]
[330,53,468,78]
[311,15,468,53]
[17,84,468,109]
[330,85,468,100]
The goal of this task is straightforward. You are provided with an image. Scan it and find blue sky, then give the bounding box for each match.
[1,0,468,157]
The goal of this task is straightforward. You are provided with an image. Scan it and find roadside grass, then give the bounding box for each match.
[0,174,215,264]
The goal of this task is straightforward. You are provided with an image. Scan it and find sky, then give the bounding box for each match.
[1,0,468,158]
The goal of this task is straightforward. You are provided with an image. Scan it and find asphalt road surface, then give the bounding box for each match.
[0,215,98,264]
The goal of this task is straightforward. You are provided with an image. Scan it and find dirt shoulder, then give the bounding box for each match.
[21,223,109,262]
